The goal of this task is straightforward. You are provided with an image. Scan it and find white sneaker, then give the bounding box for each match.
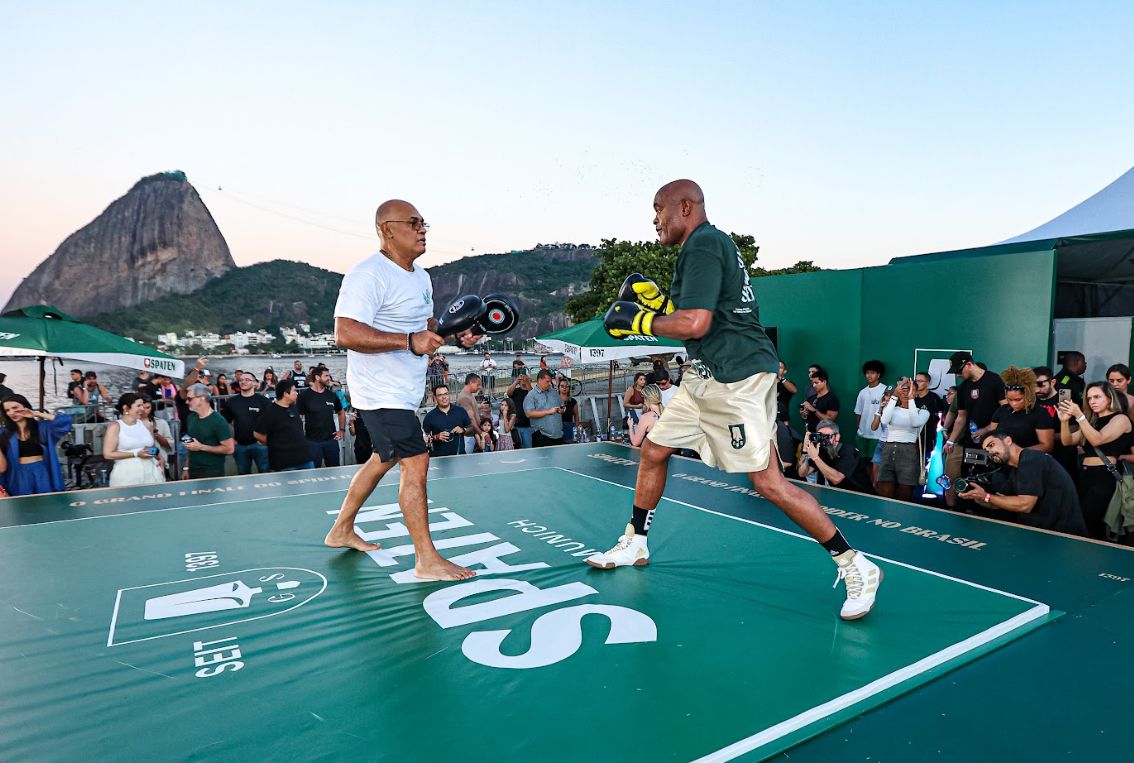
[585,524,650,569]
[833,550,882,620]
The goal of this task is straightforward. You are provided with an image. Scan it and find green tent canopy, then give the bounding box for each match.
[0,305,185,407]
[536,318,686,363]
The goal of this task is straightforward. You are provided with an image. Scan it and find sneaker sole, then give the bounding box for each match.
[585,557,649,570]
[840,568,883,621]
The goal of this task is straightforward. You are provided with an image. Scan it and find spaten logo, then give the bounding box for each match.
[143,357,176,371]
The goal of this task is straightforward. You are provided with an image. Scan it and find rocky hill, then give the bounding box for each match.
[88,246,598,343]
[5,171,235,316]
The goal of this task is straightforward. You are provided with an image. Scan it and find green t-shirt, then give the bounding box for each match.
[669,222,779,383]
[187,411,232,478]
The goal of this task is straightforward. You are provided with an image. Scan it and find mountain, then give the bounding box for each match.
[87,245,598,343]
[5,171,235,316]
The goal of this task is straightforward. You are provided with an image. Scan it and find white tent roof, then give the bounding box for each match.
[999,166,1134,244]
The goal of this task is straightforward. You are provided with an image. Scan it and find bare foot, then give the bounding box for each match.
[324,528,381,552]
[414,557,476,581]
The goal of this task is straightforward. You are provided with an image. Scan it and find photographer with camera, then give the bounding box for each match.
[957,431,1086,536]
[797,420,873,493]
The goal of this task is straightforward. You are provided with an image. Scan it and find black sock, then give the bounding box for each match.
[631,506,655,536]
[821,529,852,556]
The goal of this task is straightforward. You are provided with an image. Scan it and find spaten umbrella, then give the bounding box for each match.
[0,305,185,408]
[537,319,686,432]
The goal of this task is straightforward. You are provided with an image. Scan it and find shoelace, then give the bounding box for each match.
[833,564,865,598]
[605,535,632,554]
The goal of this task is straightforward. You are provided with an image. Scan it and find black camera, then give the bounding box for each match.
[809,430,833,448]
[60,440,92,459]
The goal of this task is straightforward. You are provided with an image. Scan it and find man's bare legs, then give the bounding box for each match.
[325,454,399,551]
[634,438,679,509]
[749,442,838,541]
[397,453,474,581]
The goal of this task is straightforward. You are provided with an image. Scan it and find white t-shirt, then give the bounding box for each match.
[660,384,679,407]
[479,357,497,371]
[334,252,434,410]
[854,383,886,440]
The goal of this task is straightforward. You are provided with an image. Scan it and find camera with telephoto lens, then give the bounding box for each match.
[936,448,1006,493]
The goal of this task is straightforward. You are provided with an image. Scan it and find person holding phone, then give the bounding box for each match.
[523,369,566,446]
[104,393,166,486]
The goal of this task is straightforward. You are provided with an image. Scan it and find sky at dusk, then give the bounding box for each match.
[3,2,1133,307]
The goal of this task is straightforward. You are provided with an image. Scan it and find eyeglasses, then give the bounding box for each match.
[382,218,430,232]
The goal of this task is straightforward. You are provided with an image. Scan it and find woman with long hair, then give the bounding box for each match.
[260,368,279,400]
[497,398,517,451]
[215,373,233,397]
[1105,363,1134,422]
[987,366,1055,452]
[103,393,166,486]
[0,394,73,496]
[142,398,174,478]
[630,384,664,447]
[558,377,580,443]
[1059,381,1134,539]
[475,417,498,453]
[624,372,647,425]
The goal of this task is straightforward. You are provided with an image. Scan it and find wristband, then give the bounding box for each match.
[984,493,991,504]
[1076,415,1087,423]
[946,440,955,447]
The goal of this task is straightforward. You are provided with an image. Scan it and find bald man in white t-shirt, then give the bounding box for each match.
[325,199,478,581]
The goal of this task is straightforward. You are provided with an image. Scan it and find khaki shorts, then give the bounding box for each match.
[648,366,777,473]
[944,440,966,478]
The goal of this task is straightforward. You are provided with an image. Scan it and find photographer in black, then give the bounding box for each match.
[796,420,873,493]
[956,431,1087,536]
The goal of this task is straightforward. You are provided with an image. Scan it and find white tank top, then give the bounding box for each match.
[117,418,156,452]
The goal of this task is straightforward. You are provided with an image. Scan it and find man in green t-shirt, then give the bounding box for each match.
[184,383,235,480]
[588,179,883,621]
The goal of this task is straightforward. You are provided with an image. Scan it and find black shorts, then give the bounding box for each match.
[358,409,428,463]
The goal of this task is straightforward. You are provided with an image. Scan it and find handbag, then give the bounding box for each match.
[1088,443,1134,540]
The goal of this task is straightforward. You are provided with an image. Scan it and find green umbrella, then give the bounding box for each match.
[537,318,686,433]
[0,305,185,408]
[537,318,685,364]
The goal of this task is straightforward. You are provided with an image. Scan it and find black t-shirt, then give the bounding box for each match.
[253,403,311,470]
[1053,369,1084,407]
[1011,450,1087,535]
[815,445,871,493]
[1034,394,1058,421]
[991,405,1055,448]
[776,380,793,423]
[67,380,84,402]
[134,378,159,399]
[806,391,840,432]
[297,388,343,441]
[561,398,578,425]
[959,371,1006,443]
[511,388,531,427]
[422,406,472,457]
[222,393,271,445]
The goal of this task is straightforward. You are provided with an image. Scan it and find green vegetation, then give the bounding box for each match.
[89,260,344,339]
[564,234,821,324]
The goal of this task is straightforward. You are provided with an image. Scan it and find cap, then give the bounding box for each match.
[947,351,973,374]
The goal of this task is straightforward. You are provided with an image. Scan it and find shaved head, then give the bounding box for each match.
[655,179,705,208]
[653,179,708,247]
[375,199,415,227]
[374,198,427,263]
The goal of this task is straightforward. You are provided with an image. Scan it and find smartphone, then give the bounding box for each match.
[1058,389,1071,403]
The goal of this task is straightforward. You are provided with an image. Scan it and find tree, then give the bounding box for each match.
[565,233,763,324]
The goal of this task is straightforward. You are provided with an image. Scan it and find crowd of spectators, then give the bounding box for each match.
[777,350,1134,546]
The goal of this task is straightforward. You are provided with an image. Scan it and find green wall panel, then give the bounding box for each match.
[865,248,1056,379]
[756,269,864,434]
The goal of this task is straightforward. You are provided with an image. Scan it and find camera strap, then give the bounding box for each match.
[1088,442,1126,483]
